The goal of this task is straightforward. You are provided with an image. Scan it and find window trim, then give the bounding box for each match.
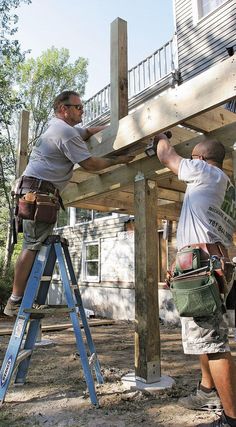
[82,240,100,283]
[192,0,229,25]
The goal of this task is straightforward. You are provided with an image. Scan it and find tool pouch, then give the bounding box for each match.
[175,247,201,273]
[170,270,223,317]
[34,194,60,224]
[170,246,223,317]
[17,192,36,220]
[18,192,60,224]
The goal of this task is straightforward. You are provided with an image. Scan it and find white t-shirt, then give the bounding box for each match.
[23,118,91,190]
[177,159,236,249]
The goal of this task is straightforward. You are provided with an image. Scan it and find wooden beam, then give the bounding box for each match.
[86,54,236,157]
[62,120,236,206]
[134,178,161,382]
[183,106,236,133]
[110,18,128,127]
[16,110,29,178]
[71,199,182,221]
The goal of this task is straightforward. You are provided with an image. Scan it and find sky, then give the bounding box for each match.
[16,0,175,99]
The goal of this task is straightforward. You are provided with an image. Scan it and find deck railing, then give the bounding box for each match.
[83,36,178,125]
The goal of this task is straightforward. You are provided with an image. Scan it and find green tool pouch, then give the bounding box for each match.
[170,271,223,317]
[170,246,223,317]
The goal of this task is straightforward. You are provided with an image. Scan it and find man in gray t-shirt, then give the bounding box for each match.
[4,90,134,317]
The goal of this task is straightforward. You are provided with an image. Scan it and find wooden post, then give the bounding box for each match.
[16,110,30,178]
[134,176,161,382]
[110,18,128,127]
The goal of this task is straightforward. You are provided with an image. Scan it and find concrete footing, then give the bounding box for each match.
[121,372,175,392]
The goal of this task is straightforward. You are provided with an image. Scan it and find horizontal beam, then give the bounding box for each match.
[183,106,236,133]
[62,120,236,206]
[70,199,182,221]
[86,54,236,157]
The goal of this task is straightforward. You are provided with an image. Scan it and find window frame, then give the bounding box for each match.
[192,0,228,24]
[82,240,100,283]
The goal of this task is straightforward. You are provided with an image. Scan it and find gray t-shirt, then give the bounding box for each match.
[23,118,91,190]
[177,159,236,249]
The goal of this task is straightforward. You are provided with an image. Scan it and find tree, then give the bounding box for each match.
[18,46,88,147]
[0,0,31,123]
[0,0,32,302]
[1,46,89,276]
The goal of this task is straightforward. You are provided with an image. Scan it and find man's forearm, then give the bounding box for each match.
[79,154,134,171]
[84,126,107,140]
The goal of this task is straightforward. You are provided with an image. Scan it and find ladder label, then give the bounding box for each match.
[38,246,47,262]
[14,317,25,338]
[0,355,13,387]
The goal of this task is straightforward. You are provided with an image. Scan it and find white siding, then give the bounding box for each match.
[175,0,236,81]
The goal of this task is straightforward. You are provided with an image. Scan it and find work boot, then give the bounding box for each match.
[196,412,230,426]
[178,382,222,412]
[4,298,22,317]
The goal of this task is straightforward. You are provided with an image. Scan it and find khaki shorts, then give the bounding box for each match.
[22,220,55,250]
[181,309,230,355]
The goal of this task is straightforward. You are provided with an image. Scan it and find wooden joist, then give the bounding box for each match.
[85,54,236,158]
[62,119,236,208]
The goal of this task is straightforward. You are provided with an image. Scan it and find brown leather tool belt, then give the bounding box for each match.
[17,176,57,195]
[15,176,64,210]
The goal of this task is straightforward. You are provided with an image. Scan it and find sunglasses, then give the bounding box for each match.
[64,104,83,110]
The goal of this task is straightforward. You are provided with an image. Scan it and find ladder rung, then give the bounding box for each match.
[40,276,52,281]
[17,349,32,364]
[24,307,75,316]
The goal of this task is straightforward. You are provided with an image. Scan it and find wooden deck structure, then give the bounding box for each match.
[61,18,236,384]
[18,18,236,385]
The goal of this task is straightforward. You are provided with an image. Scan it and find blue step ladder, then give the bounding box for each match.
[0,235,103,406]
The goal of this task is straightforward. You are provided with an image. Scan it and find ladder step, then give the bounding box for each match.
[24,307,75,317]
[40,276,52,281]
[17,349,32,365]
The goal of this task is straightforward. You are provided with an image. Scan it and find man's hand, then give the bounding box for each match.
[79,154,135,171]
[156,133,182,175]
[110,154,135,165]
[153,132,170,144]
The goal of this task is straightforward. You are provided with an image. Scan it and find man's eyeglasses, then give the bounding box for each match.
[64,104,83,110]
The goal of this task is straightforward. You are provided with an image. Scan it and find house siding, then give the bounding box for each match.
[175,0,236,82]
[48,216,180,323]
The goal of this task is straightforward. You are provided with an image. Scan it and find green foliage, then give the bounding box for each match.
[0,0,31,124]
[0,234,22,308]
[0,0,89,271]
[18,47,89,143]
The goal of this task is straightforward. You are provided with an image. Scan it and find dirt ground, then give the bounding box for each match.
[0,316,236,427]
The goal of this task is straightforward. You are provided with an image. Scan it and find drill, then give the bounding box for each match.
[145,131,172,157]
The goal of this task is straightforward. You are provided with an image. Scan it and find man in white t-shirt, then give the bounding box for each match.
[4,90,134,317]
[156,133,236,427]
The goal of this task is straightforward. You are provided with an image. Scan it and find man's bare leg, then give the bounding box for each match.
[208,352,236,418]
[200,354,215,389]
[12,249,37,296]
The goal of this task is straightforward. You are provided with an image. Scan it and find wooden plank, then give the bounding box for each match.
[110,18,128,127]
[70,198,181,221]
[183,106,236,133]
[0,319,116,336]
[62,120,235,206]
[134,178,161,382]
[85,53,236,157]
[16,110,29,178]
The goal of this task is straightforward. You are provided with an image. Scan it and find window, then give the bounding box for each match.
[197,0,226,20]
[82,241,100,282]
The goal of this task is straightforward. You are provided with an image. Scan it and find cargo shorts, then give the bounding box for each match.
[181,308,230,354]
[22,219,55,250]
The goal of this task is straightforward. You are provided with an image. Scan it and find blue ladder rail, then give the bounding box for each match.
[0,235,103,406]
